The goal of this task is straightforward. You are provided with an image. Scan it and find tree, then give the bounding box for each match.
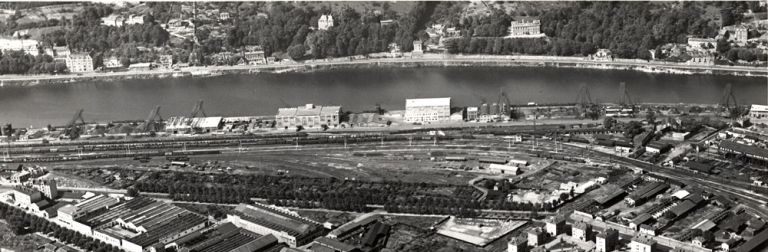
[126,187,140,197]
[287,44,306,60]
[603,117,616,129]
[645,111,657,124]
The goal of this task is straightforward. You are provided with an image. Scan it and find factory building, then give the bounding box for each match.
[227,203,325,247]
[164,116,223,133]
[275,104,341,129]
[404,98,451,123]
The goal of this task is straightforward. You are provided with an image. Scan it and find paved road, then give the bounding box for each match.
[1,55,764,83]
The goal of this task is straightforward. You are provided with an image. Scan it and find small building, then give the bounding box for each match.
[30,179,58,199]
[747,104,768,124]
[733,26,748,43]
[572,222,592,242]
[404,98,451,123]
[592,49,613,61]
[639,224,658,236]
[645,141,671,154]
[545,215,566,236]
[596,228,619,252]
[630,234,656,252]
[128,62,153,71]
[65,53,94,73]
[466,107,479,121]
[318,15,334,30]
[488,164,520,175]
[158,55,173,69]
[103,56,122,69]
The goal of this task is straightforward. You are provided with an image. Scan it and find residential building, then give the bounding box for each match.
[466,107,479,121]
[413,40,423,54]
[572,222,592,242]
[0,38,39,55]
[748,104,768,124]
[734,26,748,43]
[227,203,325,247]
[220,12,230,20]
[687,52,714,66]
[630,235,655,252]
[275,104,341,129]
[545,215,566,236]
[12,187,42,207]
[101,14,125,27]
[65,54,94,73]
[124,15,144,25]
[30,179,58,199]
[103,56,122,69]
[507,19,544,38]
[508,237,528,252]
[527,228,544,246]
[318,15,334,30]
[242,45,266,65]
[404,98,451,123]
[596,228,619,252]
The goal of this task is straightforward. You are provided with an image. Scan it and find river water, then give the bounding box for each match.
[0,66,765,127]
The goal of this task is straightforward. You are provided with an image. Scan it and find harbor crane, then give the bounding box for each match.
[575,83,594,118]
[618,82,634,106]
[65,109,86,140]
[140,106,163,132]
[719,83,741,118]
[190,100,207,118]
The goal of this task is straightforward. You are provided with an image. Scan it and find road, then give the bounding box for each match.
[0,54,764,83]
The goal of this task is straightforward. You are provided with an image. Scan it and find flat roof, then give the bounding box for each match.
[405,98,451,108]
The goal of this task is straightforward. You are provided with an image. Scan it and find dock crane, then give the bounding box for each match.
[139,106,163,132]
[65,109,86,140]
[575,84,593,119]
[498,89,516,120]
[719,83,741,118]
[190,100,206,118]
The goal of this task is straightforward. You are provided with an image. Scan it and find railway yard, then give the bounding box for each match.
[0,121,767,252]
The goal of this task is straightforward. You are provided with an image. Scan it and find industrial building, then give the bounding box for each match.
[404,98,451,123]
[275,104,341,129]
[719,140,768,162]
[747,104,768,124]
[227,203,325,247]
[164,116,223,133]
[68,197,208,252]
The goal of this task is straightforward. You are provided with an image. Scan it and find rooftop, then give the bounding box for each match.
[231,203,322,237]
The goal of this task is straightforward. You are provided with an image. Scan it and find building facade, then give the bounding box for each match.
[748,104,768,124]
[508,237,528,252]
[404,98,451,123]
[31,179,58,199]
[545,215,566,236]
[596,228,619,252]
[65,54,94,73]
[227,203,324,247]
[508,20,543,37]
[572,222,592,242]
[275,104,341,129]
[630,235,656,252]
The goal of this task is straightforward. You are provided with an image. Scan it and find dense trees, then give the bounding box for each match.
[128,170,554,216]
[0,202,123,252]
[0,51,67,75]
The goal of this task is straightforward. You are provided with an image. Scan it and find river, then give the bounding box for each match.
[0,66,765,127]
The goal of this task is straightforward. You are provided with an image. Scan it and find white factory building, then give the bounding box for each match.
[404,97,451,123]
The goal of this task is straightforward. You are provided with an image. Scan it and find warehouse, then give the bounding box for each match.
[227,203,325,247]
[404,97,451,123]
[275,104,341,129]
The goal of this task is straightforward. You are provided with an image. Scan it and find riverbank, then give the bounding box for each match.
[0,54,765,87]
